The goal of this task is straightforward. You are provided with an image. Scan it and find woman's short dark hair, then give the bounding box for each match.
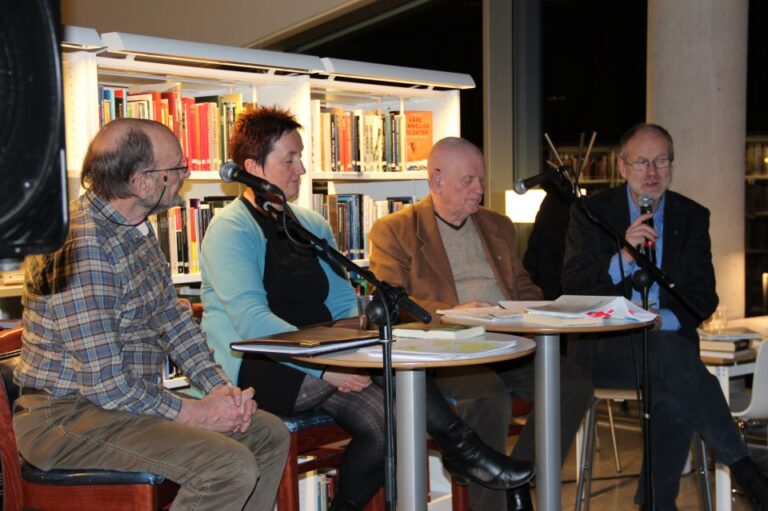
[228,105,301,169]
[618,123,675,161]
[81,121,155,200]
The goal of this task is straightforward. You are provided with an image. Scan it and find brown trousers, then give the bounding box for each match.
[13,393,289,511]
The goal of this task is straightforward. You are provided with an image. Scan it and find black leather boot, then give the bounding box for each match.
[431,420,536,490]
[507,482,534,511]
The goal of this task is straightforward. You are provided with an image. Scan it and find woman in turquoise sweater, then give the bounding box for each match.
[200,106,534,511]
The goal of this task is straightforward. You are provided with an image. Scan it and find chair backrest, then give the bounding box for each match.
[0,327,22,356]
[733,341,768,420]
[0,327,25,511]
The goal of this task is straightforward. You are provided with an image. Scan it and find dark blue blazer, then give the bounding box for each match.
[562,185,718,343]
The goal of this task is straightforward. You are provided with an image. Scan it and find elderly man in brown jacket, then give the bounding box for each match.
[369,137,593,511]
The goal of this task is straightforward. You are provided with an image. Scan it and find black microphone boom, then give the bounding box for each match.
[219,162,282,196]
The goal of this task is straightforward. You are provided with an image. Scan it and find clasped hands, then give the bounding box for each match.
[177,385,256,433]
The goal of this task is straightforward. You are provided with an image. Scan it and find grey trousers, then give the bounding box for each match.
[13,393,290,511]
[434,354,594,511]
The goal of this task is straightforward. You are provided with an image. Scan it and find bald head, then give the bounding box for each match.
[427,137,486,225]
[81,118,179,200]
[427,137,484,180]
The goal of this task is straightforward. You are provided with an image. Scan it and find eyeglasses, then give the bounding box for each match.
[622,157,672,172]
[142,157,189,176]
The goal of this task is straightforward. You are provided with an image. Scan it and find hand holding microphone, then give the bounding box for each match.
[638,194,657,265]
[622,194,657,264]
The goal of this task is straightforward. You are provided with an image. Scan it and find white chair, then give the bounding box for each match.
[732,341,768,429]
[574,389,713,511]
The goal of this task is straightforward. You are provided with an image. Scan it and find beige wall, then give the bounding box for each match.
[647,0,748,318]
[61,0,373,48]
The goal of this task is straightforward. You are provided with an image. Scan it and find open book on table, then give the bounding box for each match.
[523,295,657,325]
[230,326,380,356]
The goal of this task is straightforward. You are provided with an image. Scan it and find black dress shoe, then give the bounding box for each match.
[432,421,536,490]
[736,470,768,511]
[507,482,534,511]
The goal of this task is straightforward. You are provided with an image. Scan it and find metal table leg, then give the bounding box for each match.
[396,368,427,511]
[535,333,561,511]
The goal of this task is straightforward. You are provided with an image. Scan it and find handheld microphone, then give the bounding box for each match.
[219,162,283,196]
[638,193,656,265]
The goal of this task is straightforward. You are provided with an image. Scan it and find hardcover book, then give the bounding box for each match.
[231,327,379,356]
[392,323,485,340]
[404,110,433,168]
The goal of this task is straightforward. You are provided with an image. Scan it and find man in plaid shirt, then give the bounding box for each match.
[13,118,289,511]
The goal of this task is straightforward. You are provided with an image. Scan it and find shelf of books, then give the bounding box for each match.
[60,29,473,282]
[304,77,465,262]
[62,37,312,285]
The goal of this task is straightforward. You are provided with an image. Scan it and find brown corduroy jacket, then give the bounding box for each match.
[369,194,543,322]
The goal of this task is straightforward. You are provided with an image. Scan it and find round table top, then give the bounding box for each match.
[440,315,655,335]
[294,332,536,369]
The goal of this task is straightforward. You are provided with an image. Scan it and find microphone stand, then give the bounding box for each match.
[256,192,431,511]
[577,198,707,510]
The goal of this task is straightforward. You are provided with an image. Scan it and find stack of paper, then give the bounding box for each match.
[437,302,549,324]
[360,337,519,361]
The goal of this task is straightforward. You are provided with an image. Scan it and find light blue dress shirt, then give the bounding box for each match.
[607,186,680,331]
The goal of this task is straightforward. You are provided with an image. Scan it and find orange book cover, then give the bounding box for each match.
[405,110,433,164]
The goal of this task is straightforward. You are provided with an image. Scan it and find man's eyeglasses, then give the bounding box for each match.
[142,158,189,176]
[622,157,672,172]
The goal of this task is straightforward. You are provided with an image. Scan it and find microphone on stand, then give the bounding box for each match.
[219,162,283,196]
[513,164,576,197]
[638,193,656,266]
[514,170,556,195]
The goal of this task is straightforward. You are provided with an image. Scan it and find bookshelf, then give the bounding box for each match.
[305,74,467,261]
[55,28,474,284]
[745,135,768,316]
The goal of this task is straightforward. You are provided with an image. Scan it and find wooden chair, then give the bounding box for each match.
[0,327,179,511]
[279,409,473,511]
[276,410,354,510]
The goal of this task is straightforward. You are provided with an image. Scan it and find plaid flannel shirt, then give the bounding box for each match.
[15,192,229,420]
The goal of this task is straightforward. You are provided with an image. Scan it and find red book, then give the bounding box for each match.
[196,102,211,171]
[187,102,201,171]
[180,97,195,162]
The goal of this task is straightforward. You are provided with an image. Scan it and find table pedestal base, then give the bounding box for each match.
[396,369,427,511]
[535,333,561,511]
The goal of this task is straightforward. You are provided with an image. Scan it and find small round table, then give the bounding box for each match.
[440,316,654,511]
[296,332,536,511]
